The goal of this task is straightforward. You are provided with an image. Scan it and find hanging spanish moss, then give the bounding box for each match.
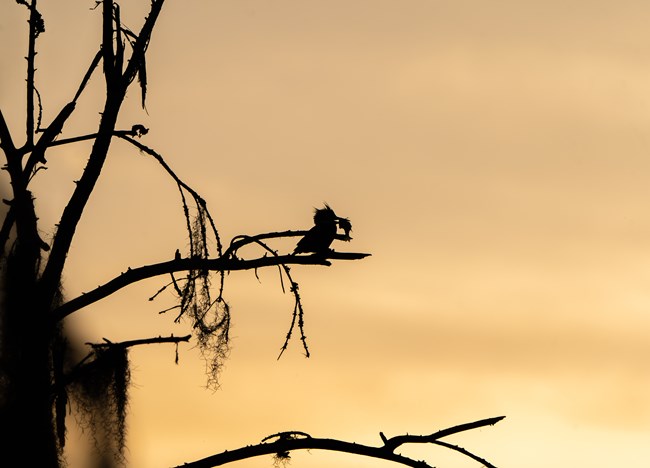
[69,345,131,466]
[121,136,230,388]
[185,213,231,389]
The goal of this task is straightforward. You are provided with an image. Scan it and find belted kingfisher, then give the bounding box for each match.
[293,204,351,254]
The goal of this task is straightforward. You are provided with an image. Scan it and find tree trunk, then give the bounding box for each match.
[0,310,59,467]
[0,196,60,467]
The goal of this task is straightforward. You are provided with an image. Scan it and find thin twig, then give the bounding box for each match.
[432,440,498,468]
[382,416,506,452]
[73,49,102,102]
[225,231,306,258]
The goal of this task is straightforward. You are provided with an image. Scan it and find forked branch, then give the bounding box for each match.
[174,416,505,468]
[40,0,166,308]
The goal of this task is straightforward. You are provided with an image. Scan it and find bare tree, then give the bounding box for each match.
[0,2,502,467]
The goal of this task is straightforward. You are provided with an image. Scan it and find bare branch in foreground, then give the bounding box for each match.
[173,416,505,468]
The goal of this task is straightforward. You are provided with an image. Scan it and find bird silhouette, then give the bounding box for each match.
[293,204,351,254]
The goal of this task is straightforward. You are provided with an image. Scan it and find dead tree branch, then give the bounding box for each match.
[174,416,505,468]
[51,251,370,322]
[225,231,351,258]
[175,437,428,468]
[24,0,43,149]
[39,0,165,309]
[87,334,191,350]
[381,416,505,452]
[23,48,102,179]
[65,334,191,385]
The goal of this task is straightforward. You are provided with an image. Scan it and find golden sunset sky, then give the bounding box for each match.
[2,1,650,467]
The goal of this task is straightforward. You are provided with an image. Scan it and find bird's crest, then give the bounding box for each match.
[313,203,336,224]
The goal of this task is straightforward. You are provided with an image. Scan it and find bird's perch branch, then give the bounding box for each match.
[51,250,370,322]
[173,416,504,468]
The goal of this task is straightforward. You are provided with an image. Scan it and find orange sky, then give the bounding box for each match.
[2,1,650,467]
